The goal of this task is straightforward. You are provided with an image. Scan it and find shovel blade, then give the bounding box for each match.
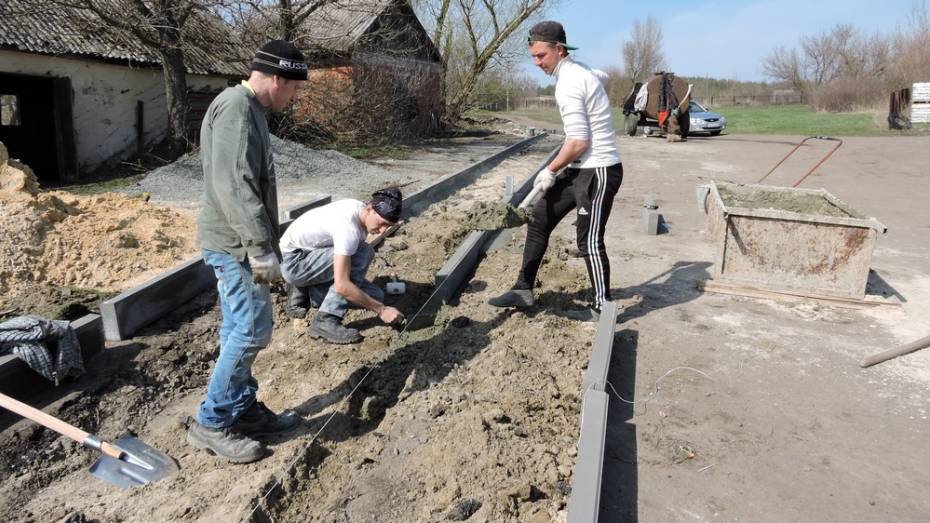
[89,435,178,488]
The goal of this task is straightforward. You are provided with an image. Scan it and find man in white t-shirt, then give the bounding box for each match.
[489,21,623,322]
[279,188,405,344]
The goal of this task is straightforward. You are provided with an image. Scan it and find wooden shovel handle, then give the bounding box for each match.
[0,392,122,459]
[860,334,930,368]
[518,185,543,210]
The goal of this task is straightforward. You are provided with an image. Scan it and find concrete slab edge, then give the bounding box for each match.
[567,389,609,523]
[0,314,103,398]
[402,133,546,219]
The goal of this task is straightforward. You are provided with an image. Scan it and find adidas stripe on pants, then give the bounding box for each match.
[516,163,623,310]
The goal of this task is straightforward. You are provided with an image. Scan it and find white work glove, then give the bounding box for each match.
[249,252,282,284]
[533,168,558,192]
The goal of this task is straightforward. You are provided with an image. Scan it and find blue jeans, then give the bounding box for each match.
[280,243,383,318]
[197,249,273,428]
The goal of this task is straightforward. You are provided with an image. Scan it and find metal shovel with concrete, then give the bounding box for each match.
[0,392,177,487]
[467,185,543,231]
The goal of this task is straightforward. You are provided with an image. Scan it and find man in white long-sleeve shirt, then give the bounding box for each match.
[489,21,623,322]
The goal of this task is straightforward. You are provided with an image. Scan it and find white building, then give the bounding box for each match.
[0,1,248,181]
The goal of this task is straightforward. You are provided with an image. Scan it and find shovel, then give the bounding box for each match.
[0,392,177,488]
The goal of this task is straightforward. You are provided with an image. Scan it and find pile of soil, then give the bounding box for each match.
[0,143,199,304]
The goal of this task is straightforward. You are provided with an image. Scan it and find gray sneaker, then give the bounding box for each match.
[234,401,300,438]
[488,289,534,308]
[187,421,265,463]
[309,313,363,344]
[563,308,600,322]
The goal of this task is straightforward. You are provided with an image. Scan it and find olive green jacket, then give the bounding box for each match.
[197,84,280,261]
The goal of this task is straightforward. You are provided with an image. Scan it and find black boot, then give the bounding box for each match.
[285,283,308,319]
[186,421,265,463]
[309,312,362,344]
[234,401,300,438]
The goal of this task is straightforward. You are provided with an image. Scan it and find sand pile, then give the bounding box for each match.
[0,143,198,295]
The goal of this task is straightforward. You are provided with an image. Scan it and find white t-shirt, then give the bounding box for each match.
[554,56,621,169]
[279,199,366,256]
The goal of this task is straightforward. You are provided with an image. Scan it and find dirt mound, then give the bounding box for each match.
[0,148,198,296]
[0,142,40,201]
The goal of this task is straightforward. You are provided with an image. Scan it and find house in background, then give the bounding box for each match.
[294,0,445,142]
[0,1,247,182]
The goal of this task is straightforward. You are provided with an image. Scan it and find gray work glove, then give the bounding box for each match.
[249,252,282,284]
[533,167,558,192]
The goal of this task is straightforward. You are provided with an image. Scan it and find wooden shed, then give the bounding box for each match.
[0,0,246,181]
[293,0,445,142]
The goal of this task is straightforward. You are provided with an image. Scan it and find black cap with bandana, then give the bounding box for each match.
[370,187,403,223]
[251,40,308,81]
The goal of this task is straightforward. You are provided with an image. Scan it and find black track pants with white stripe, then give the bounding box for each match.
[516,163,623,310]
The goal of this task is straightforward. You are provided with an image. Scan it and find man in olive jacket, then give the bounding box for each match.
[187,40,307,463]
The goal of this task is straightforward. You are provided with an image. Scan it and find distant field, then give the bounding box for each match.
[486,104,909,137]
[712,104,886,136]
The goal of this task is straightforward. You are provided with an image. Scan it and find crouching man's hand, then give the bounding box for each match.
[377,304,404,325]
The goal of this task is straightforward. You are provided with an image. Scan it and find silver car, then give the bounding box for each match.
[688,101,726,135]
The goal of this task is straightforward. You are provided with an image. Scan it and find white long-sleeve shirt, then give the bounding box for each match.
[554,56,621,169]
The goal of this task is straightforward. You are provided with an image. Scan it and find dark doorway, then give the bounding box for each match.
[0,72,76,182]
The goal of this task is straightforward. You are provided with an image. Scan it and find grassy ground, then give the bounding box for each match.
[486,104,921,137]
[712,104,885,136]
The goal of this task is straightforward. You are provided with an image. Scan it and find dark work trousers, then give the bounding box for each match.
[516,163,623,310]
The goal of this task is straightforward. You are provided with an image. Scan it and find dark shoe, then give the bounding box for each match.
[234,401,300,438]
[488,289,534,308]
[186,421,265,463]
[563,307,600,322]
[309,313,363,344]
[285,283,308,319]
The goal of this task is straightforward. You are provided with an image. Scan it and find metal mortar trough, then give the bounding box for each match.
[704,181,886,299]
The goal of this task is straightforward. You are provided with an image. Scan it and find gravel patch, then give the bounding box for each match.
[123,136,412,210]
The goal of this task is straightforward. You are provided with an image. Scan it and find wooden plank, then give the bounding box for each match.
[699,279,901,309]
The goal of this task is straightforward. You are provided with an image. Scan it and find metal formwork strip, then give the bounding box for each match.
[100,255,215,341]
[408,143,561,331]
[567,389,609,523]
[402,134,546,219]
[583,302,619,392]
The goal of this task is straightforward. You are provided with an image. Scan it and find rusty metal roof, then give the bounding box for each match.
[0,0,249,77]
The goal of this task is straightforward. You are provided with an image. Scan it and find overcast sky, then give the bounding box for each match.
[524,0,922,84]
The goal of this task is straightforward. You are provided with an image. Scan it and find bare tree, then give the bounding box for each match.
[218,0,345,47]
[41,0,216,156]
[763,45,805,92]
[622,16,665,82]
[414,0,549,123]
